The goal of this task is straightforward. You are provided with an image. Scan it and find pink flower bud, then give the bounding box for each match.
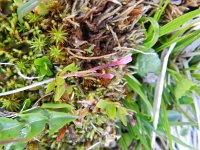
[114,54,132,65]
[128,111,136,126]
[131,118,136,126]
[90,54,132,71]
[128,112,133,117]
[90,73,114,79]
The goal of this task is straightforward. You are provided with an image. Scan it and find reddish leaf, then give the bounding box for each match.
[56,126,67,142]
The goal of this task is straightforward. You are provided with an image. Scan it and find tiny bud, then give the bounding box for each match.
[131,118,136,126]
[101,74,114,79]
[114,54,132,65]
[91,73,114,79]
[128,112,133,117]
[90,54,132,71]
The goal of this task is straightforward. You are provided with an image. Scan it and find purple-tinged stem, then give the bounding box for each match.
[90,54,132,71]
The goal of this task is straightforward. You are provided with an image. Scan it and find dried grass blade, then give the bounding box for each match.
[151,43,176,148]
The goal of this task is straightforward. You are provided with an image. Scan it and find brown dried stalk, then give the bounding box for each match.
[66,48,119,60]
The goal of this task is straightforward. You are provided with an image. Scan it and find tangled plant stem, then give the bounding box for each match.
[0,54,132,96]
[66,48,120,60]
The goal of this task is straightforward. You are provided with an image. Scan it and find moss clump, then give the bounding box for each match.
[0,0,150,149]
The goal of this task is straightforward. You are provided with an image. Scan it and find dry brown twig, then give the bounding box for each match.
[66,48,119,60]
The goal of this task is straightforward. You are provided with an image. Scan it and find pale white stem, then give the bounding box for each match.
[115,47,157,56]
[0,54,131,96]
[151,43,177,148]
[90,121,104,135]
[86,141,101,150]
[0,62,43,80]
[131,48,157,56]
[181,52,200,58]
[0,71,94,97]
[0,78,54,97]
[107,0,121,5]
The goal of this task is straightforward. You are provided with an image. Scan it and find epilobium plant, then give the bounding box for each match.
[2,0,200,149]
[90,54,132,71]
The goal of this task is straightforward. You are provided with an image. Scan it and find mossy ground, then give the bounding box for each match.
[0,0,200,149]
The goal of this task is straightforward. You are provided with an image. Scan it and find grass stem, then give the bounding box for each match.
[151,43,176,148]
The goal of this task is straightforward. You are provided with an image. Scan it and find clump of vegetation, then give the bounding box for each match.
[0,0,200,149]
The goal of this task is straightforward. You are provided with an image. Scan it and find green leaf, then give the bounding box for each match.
[48,111,77,135]
[156,29,200,52]
[170,121,197,127]
[144,121,198,150]
[123,96,139,113]
[34,56,51,67]
[96,100,109,109]
[141,17,159,50]
[135,49,161,77]
[119,135,129,150]
[117,107,128,126]
[179,96,193,104]
[34,56,53,77]
[21,99,31,111]
[19,113,47,138]
[106,104,116,120]
[159,9,200,37]
[21,107,43,114]
[127,124,139,139]
[137,113,152,122]
[66,86,73,96]
[175,105,196,124]
[172,135,198,150]
[59,63,79,76]
[175,76,196,100]
[0,118,23,140]
[54,85,65,101]
[190,55,200,65]
[119,133,133,150]
[168,21,196,42]
[41,103,74,110]
[96,100,119,120]
[46,81,55,94]
[161,101,173,150]
[125,75,153,116]
[153,0,170,21]
[55,76,65,86]
[0,109,77,141]
[130,118,151,150]
[5,142,26,150]
[173,32,200,54]
[17,0,39,23]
